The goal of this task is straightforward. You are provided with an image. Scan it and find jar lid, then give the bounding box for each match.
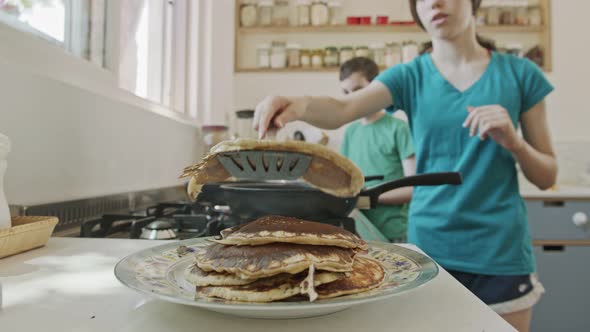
[236,110,255,119]
[258,0,274,7]
[325,46,338,51]
[202,125,228,131]
[340,46,353,50]
[287,43,301,49]
[327,1,342,7]
[0,133,11,156]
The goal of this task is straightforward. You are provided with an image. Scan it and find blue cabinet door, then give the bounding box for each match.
[531,246,590,332]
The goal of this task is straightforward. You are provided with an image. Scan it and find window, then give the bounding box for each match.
[0,0,107,67]
[0,0,199,116]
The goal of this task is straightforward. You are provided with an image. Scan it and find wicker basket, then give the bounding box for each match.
[0,216,58,259]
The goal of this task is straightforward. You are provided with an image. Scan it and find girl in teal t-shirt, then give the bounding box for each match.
[253,1,556,330]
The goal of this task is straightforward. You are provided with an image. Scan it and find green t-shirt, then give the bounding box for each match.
[340,114,414,241]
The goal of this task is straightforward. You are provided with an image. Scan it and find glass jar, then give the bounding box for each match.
[270,41,287,69]
[402,41,418,63]
[258,0,274,26]
[475,7,487,26]
[240,1,258,27]
[311,49,324,68]
[515,6,528,25]
[234,110,256,139]
[370,43,386,67]
[339,46,354,64]
[500,6,515,25]
[287,43,301,68]
[202,126,231,155]
[384,42,402,67]
[328,1,344,26]
[528,6,542,26]
[311,0,329,26]
[355,46,370,58]
[297,0,311,26]
[257,43,271,68]
[300,49,312,67]
[273,0,290,26]
[486,6,500,25]
[324,47,339,67]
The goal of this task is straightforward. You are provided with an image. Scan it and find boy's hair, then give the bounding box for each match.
[339,57,380,82]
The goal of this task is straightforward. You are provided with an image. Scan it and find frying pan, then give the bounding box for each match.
[214,172,462,220]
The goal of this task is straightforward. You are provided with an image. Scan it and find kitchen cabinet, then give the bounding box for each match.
[527,199,590,332]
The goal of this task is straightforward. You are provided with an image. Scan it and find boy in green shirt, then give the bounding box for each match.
[339,58,416,242]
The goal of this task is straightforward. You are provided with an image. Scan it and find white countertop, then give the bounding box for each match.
[0,238,516,332]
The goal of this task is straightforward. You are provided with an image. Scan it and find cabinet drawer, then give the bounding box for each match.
[527,201,590,240]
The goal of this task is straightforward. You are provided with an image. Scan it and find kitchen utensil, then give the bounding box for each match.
[216,150,313,181]
[114,237,438,319]
[214,172,462,220]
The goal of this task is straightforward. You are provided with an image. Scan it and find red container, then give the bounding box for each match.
[376,16,389,25]
[360,16,372,25]
[347,16,361,25]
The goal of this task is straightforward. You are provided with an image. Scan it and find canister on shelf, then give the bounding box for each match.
[328,1,344,25]
[300,49,312,67]
[355,46,370,58]
[257,43,271,68]
[296,0,311,26]
[311,49,324,68]
[339,46,354,64]
[384,42,402,67]
[270,41,287,69]
[240,0,258,27]
[370,43,386,67]
[311,0,329,26]
[273,0,290,26]
[324,46,339,67]
[258,0,274,26]
[287,43,301,68]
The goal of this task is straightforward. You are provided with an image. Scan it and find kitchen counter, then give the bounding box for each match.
[0,238,516,332]
[521,185,590,201]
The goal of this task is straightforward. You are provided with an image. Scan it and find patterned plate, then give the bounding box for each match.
[114,238,438,319]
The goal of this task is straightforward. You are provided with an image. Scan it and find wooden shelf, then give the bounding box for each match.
[238,24,544,34]
[236,66,388,73]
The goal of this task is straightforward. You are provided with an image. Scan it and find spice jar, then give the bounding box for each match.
[500,6,515,25]
[270,41,287,69]
[328,1,344,26]
[384,42,402,67]
[324,46,339,67]
[402,41,418,63]
[355,46,370,58]
[370,43,386,67]
[258,0,274,26]
[287,43,301,68]
[300,49,312,67]
[257,43,271,68]
[486,6,500,25]
[528,6,542,26]
[201,126,231,155]
[311,49,324,68]
[273,0,290,26]
[296,0,311,26]
[515,6,529,25]
[339,46,354,64]
[240,0,258,27]
[311,0,329,26]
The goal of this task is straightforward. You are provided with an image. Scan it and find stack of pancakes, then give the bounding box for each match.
[185,215,385,303]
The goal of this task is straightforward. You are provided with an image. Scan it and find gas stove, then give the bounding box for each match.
[10,186,357,241]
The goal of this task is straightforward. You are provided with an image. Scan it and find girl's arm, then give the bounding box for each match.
[254,82,393,138]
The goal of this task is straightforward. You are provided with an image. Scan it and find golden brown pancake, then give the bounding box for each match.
[215,215,368,251]
[194,243,355,280]
[180,139,364,199]
[184,263,257,287]
[316,257,386,299]
[197,267,344,303]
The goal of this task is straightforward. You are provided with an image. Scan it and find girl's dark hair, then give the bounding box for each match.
[408,0,496,54]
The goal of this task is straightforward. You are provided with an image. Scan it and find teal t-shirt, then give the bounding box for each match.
[340,114,414,241]
[375,52,554,275]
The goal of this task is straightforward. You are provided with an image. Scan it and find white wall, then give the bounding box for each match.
[0,62,202,205]
[232,0,590,144]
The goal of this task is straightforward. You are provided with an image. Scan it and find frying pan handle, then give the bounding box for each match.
[361,172,463,208]
[364,175,385,182]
